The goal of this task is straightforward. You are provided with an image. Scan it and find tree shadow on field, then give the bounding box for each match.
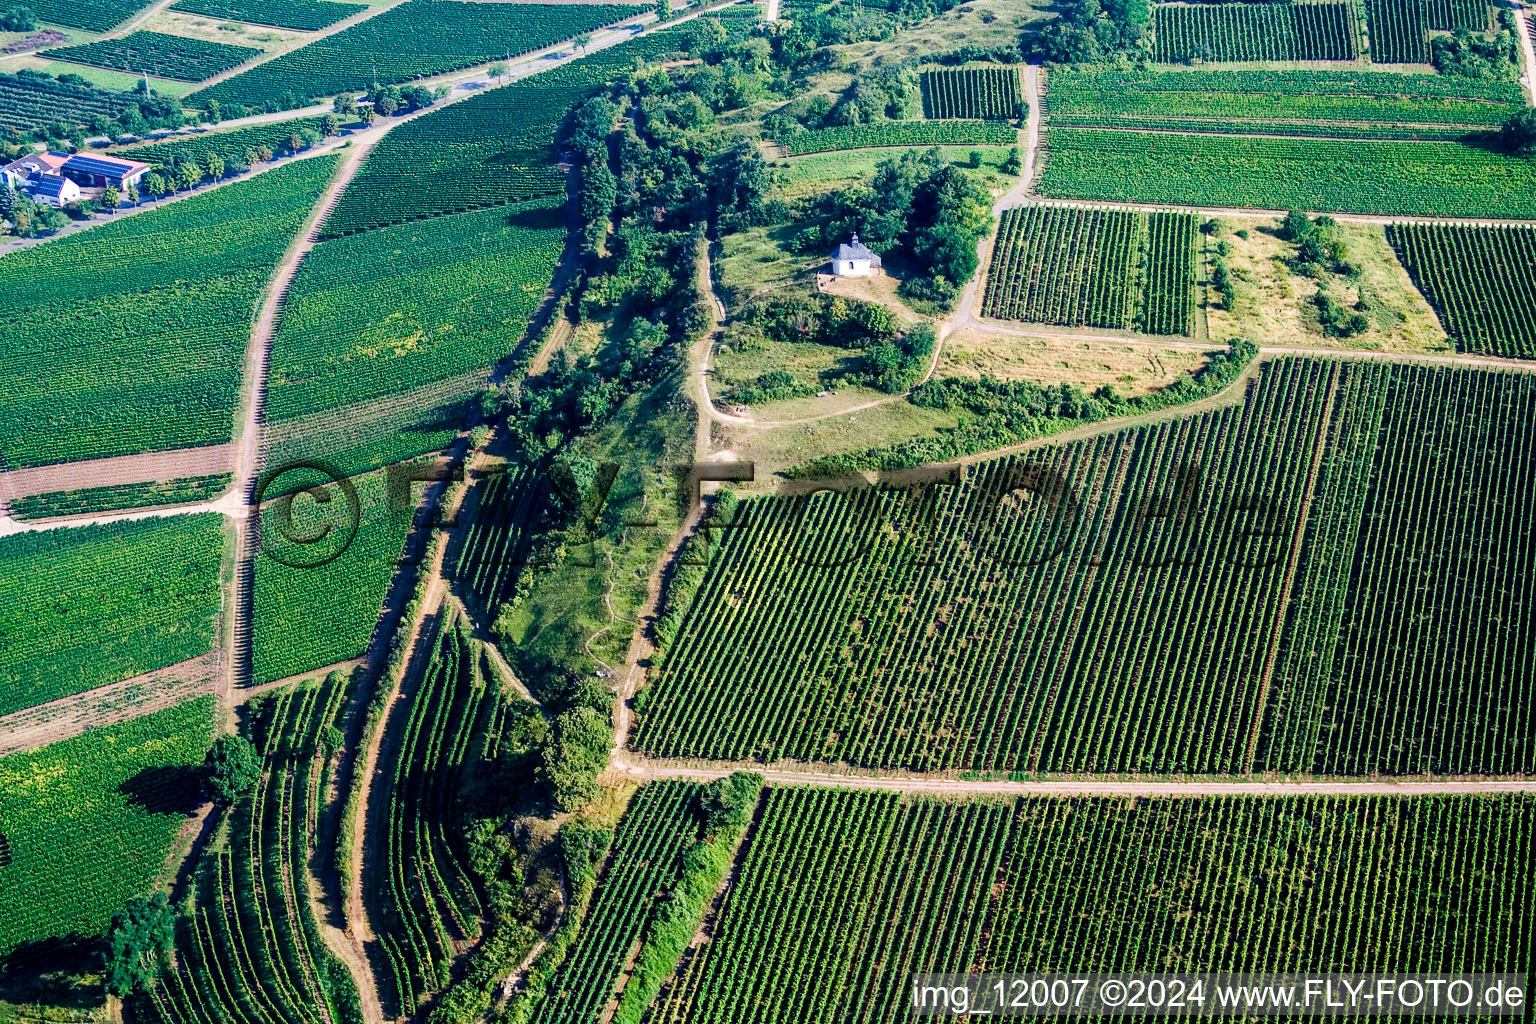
[118,764,207,817]
[504,202,565,232]
[0,937,102,998]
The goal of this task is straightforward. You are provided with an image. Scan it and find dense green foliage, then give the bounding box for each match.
[639,357,1536,773]
[1029,0,1150,63]
[7,474,231,520]
[782,118,1014,154]
[203,735,261,805]
[169,0,364,29]
[188,2,641,108]
[135,679,364,1024]
[658,790,1534,1019]
[918,67,1021,119]
[1038,128,1536,217]
[104,894,175,997]
[0,515,224,718]
[0,697,216,954]
[250,468,413,683]
[1387,223,1536,359]
[0,155,334,468]
[1047,68,1524,139]
[1153,1,1359,62]
[982,205,1197,335]
[41,31,260,82]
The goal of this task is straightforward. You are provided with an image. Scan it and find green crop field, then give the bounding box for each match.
[42,31,261,82]
[1037,128,1536,217]
[111,116,333,168]
[8,474,231,521]
[169,0,365,30]
[634,358,1536,775]
[250,467,413,684]
[373,620,507,1015]
[0,697,217,954]
[262,200,563,478]
[1153,1,1360,62]
[0,154,335,470]
[1,70,132,136]
[0,515,225,718]
[782,119,1016,155]
[17,0,152,31]
[918,67,1022,119]
[1366,0,1430,62]
[1046,68,1524,139]
[322,21,711,236]
[321,86,567,237]
[651,789,1534,1021]
[187,2,640,108]
[1385,224,1536,359]
[1427,0,1490,28]
[134,678,361,1024]
[981,205,1197,335]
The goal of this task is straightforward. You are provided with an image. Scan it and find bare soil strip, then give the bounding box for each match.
[0,651,220,758]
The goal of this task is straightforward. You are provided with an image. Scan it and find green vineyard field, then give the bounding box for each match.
[655,789,1533,1020]
[635,358,1536,774]
[1366,0,1430,62]
[1037,128,1536,217]
[251,468,413,684]
[8,474,231,521]
[0,154,336,469]
[782,119,1016,155]
[980,205,1197,335]
[169,0,365,30]
[323,20,710,236]
[136,678,362,1024]
[1152,1,1360,62]
[1046,68,1523,139]
[0,697,217,954]
[1427,0,1489,28]
[42,31,260,82]
[188,2,640,107]
[111,116,332,168]
[262,200,563,477]
[1385,224,1536,359]
[374,620,500,1015]
[918,67,1022,119]
[1,70,130,136]
[17,0,151,31]
[0,515,225,718]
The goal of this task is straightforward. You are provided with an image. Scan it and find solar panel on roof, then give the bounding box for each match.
[62,155,143,175]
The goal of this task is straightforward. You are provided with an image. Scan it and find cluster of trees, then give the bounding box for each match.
[764,60,919,138]
[1277,210,1369,336]
[1432,13,1520,79]
[1029,0,1151,64]
[0,179,68,236]
[0,5,36,30]
[800,147,992,305]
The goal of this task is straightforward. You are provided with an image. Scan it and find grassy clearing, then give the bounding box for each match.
[937,330,1211,392]
[1204,215,1450,352]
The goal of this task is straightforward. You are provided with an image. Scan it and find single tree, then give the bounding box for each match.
[488,61,508,82]
[358,107,377,126]
[321,113,341,136]
[101,184,120,211]
[1501,109,1536,157]
[103,894,174,997]
[333,92,357,115]
[124,181,139,205]
[205,734,261,804]
[375,95,399,117]
[654,0,671,20]
[205,153,225,180]
[572,31,593,54]
[143,171,166,198]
